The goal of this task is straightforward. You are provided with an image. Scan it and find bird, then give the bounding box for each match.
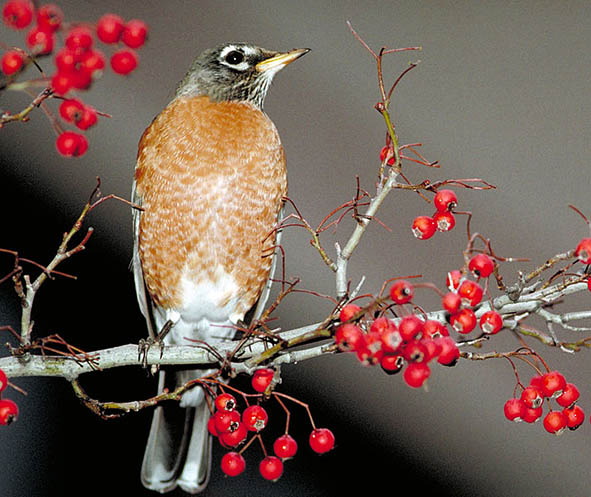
[131,42,309,493]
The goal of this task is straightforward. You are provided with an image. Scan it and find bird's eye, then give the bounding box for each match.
[225,50,244,65]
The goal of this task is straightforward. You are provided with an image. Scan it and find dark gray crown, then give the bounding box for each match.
[175,43,280,108]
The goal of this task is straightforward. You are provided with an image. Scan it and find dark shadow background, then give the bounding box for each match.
[1,1,590,496]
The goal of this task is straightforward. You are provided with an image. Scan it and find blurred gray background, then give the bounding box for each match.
[1,1,590,496]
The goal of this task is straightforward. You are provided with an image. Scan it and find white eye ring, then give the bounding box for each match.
[219,45,251,71]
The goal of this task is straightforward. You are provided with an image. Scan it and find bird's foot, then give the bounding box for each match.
[138,319,175,372]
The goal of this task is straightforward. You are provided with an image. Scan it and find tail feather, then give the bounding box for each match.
[177,401,212,493]
[141,370,211,494]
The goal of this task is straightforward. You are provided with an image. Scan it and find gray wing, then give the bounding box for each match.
[252,205,284,321]
[131,181,156,340]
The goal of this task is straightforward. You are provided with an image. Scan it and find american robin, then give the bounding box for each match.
[131,43,309,493]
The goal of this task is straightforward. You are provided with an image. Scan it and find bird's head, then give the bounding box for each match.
[175,43,310,108]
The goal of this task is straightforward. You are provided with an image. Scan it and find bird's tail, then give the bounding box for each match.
[141,369,211,494]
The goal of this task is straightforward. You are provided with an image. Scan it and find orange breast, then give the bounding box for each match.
[135,95,287,317]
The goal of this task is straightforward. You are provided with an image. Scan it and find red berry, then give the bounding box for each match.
[214,392,237,411]
[0,369,7,392]
[442,291,461,314]
[556,383,580,408]
[75,105,97,130]
[355,331,383,366]
[412,215,436,240]
[110,48,138,75]
[520,386,543,409]
[398,315,424,341]
[563,405,584,430]
[51,71,76,95]
[479,311,503,334]
[529,374,544,390]
[121,19,148,48]
[2,0,33,29]
[36,3,63,32]
[380,327,402,353]
[339,303,361,322]
[521,405,543,423]
[220,422,248,448]
[309,428,335,454]
[242,405,268,432]
[433,211,455,232]
[207,416,219,437]
[435,336,460,366]
[273,434,298,459]
[446,269,462,291]
[70,68,92,90]
[259,456,283,481]
[354,343,373,365]
[423,319,448,339]
[575,238,591,264]
[54,48,79,72]
[80,49,106,76]
[370,316,394,336]
[380,146,394,163]
[420,338,441,362]
[0,398,18,425]
[1,50,24,75]
[380,354,404,374]
[469,253,495,278]
[450,308,477,334]
[371,317,399,352]
[214,408,240,433]
[221,451,246,477]
[458,280,483,307]
[251,368,274,393]
[389,279,414,304]
[401,339,427,363]
[540,370,567,398]
[403,361,431,388]
[379,145,395,165]
[58,98,84,123]
[55,131,88,157]
[334,323,364,352]
[504,398,526,422]
[26,26,55,55]
[543,410,567,435]
[65,27,94,52]
[433,189,458,212]
[96,13,125,44]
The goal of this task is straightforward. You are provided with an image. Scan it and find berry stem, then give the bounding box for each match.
[274,392,291,434]
[203,377,262,404]
[273,392,316,430]
[256,433,268,457]
[238,432,260,456]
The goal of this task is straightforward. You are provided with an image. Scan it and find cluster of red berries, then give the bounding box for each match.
[1,1,147,157]
[412,189,458,240]
[210,369,335,481]
[334,281,461,389]
[442,253,503,336]
[0,368,18,426]
[504,370,585,434]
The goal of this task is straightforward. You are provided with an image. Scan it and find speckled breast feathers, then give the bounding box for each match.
[134,95,286,331]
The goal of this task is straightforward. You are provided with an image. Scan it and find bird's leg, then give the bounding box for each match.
[138,319,175,371]
[155,318,175,343]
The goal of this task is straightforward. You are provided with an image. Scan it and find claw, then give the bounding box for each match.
[138,319,175,371]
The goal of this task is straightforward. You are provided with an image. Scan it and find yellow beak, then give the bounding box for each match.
[255,48,310,72]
